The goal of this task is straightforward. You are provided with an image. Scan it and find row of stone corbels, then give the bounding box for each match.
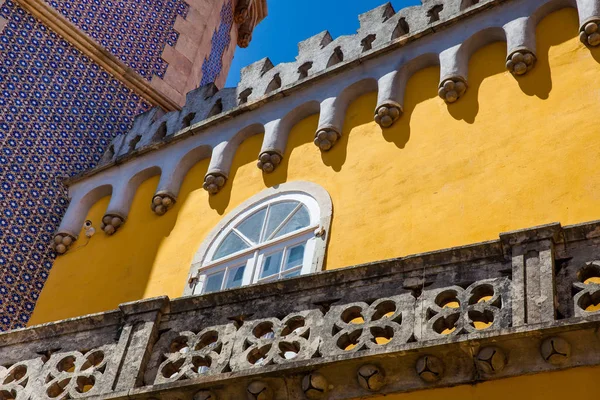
[102,0,600,166]
[53,0,600,253]
[100,0,600,167]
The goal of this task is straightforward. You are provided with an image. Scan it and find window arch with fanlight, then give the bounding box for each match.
[186,182,332,296]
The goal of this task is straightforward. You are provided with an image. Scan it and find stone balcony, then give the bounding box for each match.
[2,220,600,399]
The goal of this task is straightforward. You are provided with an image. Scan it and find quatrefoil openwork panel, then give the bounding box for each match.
[0,359,41,400]
[155,324,236,384]
[573,261,600,317]
[229,310,321,372]
[320,294,415,357]
[43,347,110,399]
[415,278,512,341]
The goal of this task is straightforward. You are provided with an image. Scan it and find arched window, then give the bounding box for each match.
[186,182,332,296]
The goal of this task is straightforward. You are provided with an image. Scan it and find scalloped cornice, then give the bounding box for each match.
[51,0,600,251]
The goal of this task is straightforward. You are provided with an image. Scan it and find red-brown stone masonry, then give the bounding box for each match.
[152,0,231,106]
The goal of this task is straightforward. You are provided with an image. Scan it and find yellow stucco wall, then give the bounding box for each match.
[367,365,600,400]
[30,9,600,325]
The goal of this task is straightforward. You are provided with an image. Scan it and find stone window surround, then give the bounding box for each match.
[184,181,333,296]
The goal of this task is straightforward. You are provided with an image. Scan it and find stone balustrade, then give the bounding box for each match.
[3,220,600,399]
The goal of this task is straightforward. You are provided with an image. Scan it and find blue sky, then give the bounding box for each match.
[225,0,421,86]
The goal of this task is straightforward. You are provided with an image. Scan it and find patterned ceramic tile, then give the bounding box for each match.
[200,0,233,86]
[0,0,150,331]
[46,0,189,79]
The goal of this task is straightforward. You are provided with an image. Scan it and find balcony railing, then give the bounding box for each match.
[2,221,600,399]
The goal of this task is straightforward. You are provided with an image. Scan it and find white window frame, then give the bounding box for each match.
[185,182,332,296]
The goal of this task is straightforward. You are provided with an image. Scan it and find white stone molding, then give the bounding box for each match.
[184,181,333,296]
[55,0,600,253]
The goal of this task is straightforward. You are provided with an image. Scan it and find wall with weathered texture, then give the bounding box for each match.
[29,8,600,325]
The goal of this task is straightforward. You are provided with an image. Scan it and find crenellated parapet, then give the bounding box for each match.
[54,0,600,251]
[7,221,600,398]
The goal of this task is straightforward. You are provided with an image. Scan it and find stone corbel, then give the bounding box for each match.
[576,0,600,47]
[504,17,537,76]
[580,18,600,46]
[258,120,285,173]
[438,46,468,103]
[53,185,113,255]
[315,98,343,151]
[101,168,160,234]
[152,146,211,215]
[204,142,230,195]
[151,192,176,216]
[375,71,404,128]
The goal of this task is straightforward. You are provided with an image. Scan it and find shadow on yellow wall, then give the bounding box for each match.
[30,8,600,325]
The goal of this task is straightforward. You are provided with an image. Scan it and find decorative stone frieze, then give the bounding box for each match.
[438,77,467,103]
[52,233,76,255]
[44,348,110,399]
[203,173,228,195]
[314,128,341,151]
[415,278,511,341]
[506,50,537,76]
[580,19,600,47]
[374,103,403,128]
[571,261,600,317]
[321,295,415,356]
[100,214,125,236]
[230,310,321,371]
[154,325,236,384]
[151,192,177,216]
[9,220,600,399]
[257,151,283,173]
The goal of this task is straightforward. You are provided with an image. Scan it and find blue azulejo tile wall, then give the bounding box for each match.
[200,0,233,86]
[0,0,150,331]
[46,0,189,80]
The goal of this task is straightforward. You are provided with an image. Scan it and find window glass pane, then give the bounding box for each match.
[273,205,310,238]
[204,271,224,293]
[260,250,283,279]
[236,208,267,244]
[225,265,246,289]
[282,269,301,278]
[213,231,250,260]
[284,244,305,270]
[264,201,298,241]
